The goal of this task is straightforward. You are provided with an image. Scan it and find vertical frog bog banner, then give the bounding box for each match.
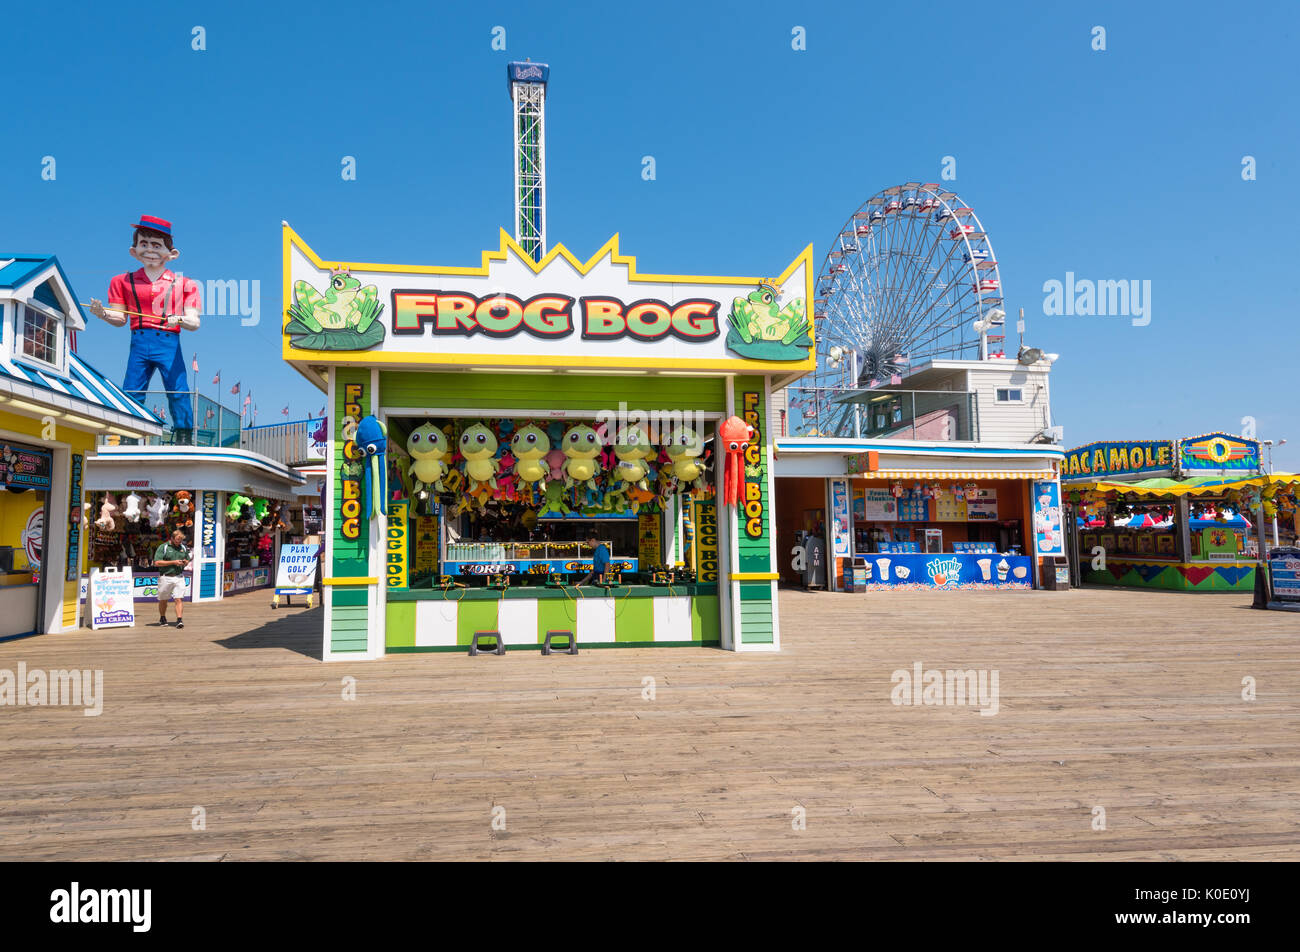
[275,543,320,595]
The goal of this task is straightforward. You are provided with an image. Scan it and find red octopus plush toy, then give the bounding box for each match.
[718,416,755,506]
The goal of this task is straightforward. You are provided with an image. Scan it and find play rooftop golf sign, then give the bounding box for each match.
[281,225,815,374]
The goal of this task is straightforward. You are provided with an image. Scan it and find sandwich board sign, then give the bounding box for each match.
[89,567,135,630]
[272,543,320,608]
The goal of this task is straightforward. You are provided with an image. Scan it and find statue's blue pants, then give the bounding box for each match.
[123,329,192,429]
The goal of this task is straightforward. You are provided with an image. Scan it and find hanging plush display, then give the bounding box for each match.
[665,426,708,494]
[613,424,654,492]
[123,492,143,523]
[458,422,498,494]
[173,490,194,526]
[406,421,451,496]
[717,416,754,506]
[96,493,121,530]
[510,423,550,489]
[355,415,388,519]
[146,494,170,528]
[226,493,252,521]
[561,423,603,495]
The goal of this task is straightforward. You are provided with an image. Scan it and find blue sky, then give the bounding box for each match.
[3,0,1297,468]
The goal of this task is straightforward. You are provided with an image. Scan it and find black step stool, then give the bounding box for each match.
[469,630,505,656]
[542,629,578,656]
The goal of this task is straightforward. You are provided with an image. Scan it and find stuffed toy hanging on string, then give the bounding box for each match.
[356,415,388,521]
[718,416,755,506]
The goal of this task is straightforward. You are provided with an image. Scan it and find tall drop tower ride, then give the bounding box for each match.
[508,61,550,263]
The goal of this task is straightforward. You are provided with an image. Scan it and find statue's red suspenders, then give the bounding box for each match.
[125,270,178,331]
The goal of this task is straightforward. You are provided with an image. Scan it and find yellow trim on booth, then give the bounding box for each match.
[1070,473,1300,497]
[855,470,1056,480]
[321,577,377,586]
[281,224,817,374]
[730,572,779,581]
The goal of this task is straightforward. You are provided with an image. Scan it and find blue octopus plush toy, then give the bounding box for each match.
[355,415,388,520]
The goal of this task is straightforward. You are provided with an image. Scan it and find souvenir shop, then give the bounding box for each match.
[82,444,305,602]
[1,254,164,639]
[1062,433,1300,591]
[773,438,1067,590]
[282,224,814,659]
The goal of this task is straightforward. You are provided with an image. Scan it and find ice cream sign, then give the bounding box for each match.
[283,225,815,372]
[925,557,961,588]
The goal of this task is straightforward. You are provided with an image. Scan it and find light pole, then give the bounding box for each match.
[1263,439,1287,546]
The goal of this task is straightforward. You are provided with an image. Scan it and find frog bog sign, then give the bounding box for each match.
[283,225,815,375]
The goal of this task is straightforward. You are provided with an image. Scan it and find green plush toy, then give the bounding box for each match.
[538,480,572,517]
[226,494,252,520]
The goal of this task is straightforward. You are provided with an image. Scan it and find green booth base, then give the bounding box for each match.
[383,584,721,651]
[1082,559,1257,592]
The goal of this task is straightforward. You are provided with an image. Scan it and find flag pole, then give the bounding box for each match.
[190,353,198,446]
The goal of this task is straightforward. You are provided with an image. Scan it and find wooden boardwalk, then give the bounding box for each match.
[2,587,1297,861]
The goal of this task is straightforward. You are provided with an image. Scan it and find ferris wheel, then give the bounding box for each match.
[797,183,1005,433]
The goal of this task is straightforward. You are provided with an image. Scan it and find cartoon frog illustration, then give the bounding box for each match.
[561,424,603,493]
[459,422,499,492]
[286,269,386,350]
[724,282,810,361]
[510,423,551,485]
[406,422,450,495]
[729,284,808,344]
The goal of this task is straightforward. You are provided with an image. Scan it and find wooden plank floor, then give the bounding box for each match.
[1,586,1298,861]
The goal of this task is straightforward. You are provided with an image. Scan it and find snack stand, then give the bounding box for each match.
[283,225,813,659]
[773,441,1065,590]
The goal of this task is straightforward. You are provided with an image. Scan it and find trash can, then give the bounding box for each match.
[850,557,869,592]
[1040,556,1070,590]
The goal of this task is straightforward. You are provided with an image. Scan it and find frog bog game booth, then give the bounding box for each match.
[283,223,814,660]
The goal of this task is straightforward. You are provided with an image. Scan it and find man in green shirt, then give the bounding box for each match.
[154,528,191,628]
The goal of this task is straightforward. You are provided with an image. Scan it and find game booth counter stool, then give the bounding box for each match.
[282,224,816,660]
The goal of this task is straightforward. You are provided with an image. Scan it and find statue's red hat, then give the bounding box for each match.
[130,215,172,237]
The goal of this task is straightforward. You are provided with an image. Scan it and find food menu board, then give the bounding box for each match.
[965,488,998,521]
[931,489,968,522]
[897,495,929,522]
[856,488,898,521]
[0,444,52,490]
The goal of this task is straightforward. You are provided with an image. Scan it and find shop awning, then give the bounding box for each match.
[854,469,1057,480]
[1068,473,1300,498]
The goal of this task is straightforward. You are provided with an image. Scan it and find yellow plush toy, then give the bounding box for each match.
[561,423,603,494]
[459,422,499,492]
[510,423,550,485]
[666,426,707,492]
[407,421,450,494]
